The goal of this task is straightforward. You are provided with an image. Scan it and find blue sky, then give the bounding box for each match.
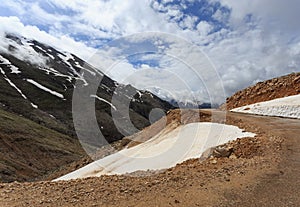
[0,0,299,104]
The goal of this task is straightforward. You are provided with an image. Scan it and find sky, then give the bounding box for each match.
[0,0,299,104]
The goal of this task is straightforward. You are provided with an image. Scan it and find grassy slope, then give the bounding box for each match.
[0,108,85,182]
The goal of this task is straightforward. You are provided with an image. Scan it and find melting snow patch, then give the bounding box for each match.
[57,53,88,86]
[9,65,20,74]
[34,45,47,53]
[55,122,255,181]
[37,66,74,82]
[137,90,142,98]
[231,94,300,119]
[90,94,116,110]
[47,53,55,60]
[0,68,26,99]
[0,55,21,74]
[26,79,64,99]
[31,103,38,108]
[49,114,56,119]
[0,67,37,108]
[0,55,10,64]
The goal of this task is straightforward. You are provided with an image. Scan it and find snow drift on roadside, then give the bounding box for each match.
[231,94,300,119]
[55,122,255,181]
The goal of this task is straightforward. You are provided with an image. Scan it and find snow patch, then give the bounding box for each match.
[231,94,300,119]
[0,55,10,64]
[47,53,55,60]
[37,66,74,82]
[31,103,38,108]
[0,68,26,99]
[58,53,88,86]
[34,45,47,53]
[0,55,21,74]
[26,79,64,99]
[137,90,142,98]
[55,122,255,181]
[90,94,116,110]
[73,61,97,76]
[9,65,20,74]
[0,67,37,108]
[101,84,111,92]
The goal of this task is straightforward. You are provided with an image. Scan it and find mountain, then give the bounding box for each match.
[169,99,218,109]
[0,33,174,182]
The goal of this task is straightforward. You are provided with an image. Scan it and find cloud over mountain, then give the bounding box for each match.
[0,0,299,104]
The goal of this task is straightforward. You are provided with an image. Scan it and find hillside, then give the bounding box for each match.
[225,72,300,110]
[0,33,174,182]
[0,108,84,183]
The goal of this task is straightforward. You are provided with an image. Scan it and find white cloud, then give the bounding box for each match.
[0,0,299,104]
[197,21,213,36]
[0,16,96,61]
[87,33,225,104]
[178,15,198,30]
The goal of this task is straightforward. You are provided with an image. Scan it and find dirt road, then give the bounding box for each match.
[0,111,299,207]
[220,112,300,206]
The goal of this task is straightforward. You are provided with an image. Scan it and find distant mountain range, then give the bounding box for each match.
[169,99,218,109]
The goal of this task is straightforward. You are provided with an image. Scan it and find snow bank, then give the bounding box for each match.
[55,122,255,181]
[231,94,300,119]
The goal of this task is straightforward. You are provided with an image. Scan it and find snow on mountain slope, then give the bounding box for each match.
[55,122,255,181]
[0,33,175,182]
[90,94,116,110]
[0,33,174,145]
[0,55,21,74]
[231,94,300,119]
[26,79,65,99]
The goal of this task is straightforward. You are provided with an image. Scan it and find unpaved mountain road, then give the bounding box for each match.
[220,112,300,206]
[0,111,299,207]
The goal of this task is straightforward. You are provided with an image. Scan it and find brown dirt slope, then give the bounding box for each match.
[225,72,300,110]
[1,110,299,206]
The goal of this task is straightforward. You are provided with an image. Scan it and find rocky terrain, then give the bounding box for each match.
[225,72,300,110]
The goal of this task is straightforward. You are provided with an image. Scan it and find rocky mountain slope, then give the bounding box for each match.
[225,72,300,110]
[0,33,174,182]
